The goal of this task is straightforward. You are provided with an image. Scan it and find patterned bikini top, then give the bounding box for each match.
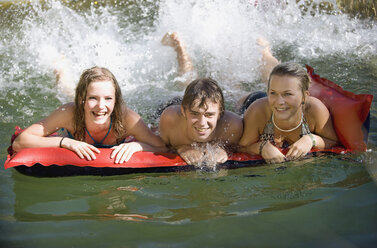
[260,114,311,148]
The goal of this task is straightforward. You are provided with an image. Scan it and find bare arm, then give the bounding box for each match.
[110,107,168,163]
[159,106,206,165]
[239,99,268,154]
[123,107,167,152]
[285,97,339,160]
[12,103,101,160]
[158,106,176,149]
[239,98,287,163]
[217,111,243,152]
[12,103,74,151]
[308,96,339,148]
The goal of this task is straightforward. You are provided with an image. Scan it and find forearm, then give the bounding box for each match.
[175,144,196,155]
[13,134,64,152]
[135,141,168,153]
[311,134,338,149]
[239,141,264,155]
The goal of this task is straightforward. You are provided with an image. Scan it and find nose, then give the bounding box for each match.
[277,94,285,104]
[98,98,106,109]
[198,115,207,126]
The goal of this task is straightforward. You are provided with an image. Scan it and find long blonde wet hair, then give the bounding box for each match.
[73,67,125,143]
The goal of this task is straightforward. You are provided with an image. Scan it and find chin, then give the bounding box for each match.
[92,116,110,124]
[274,111,290,119]
[193,133,211,142]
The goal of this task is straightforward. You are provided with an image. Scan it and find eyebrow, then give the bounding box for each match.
[269,89,295,93]
[190,110,216,115]
[87,94,114,97]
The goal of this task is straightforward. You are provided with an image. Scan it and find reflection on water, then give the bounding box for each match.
[10,156,373,222]
[1,0,377,246]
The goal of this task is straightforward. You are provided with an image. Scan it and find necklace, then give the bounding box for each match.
[272,111,303,132]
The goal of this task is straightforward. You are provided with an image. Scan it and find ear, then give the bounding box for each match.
[180,106,186,117]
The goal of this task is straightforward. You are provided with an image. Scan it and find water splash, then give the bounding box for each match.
[190,142,226,172]
[0,0,376,117]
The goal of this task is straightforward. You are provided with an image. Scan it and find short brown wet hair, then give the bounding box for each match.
[181,78,225,116]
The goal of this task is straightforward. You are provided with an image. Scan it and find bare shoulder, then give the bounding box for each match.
[305,96,332,130]
[160,105,182,124]
[215,111,243,143]
[122,105,140,123]
[25,102,75,136]
[220,110,242,128]
[306,96,329,115]
[45,102,75,122]
[54,102,74,113]
[244,97,270,122]
[159,105,183,144]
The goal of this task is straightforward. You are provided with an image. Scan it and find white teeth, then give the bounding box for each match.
[93,112,106,117]
[196,128,207,132]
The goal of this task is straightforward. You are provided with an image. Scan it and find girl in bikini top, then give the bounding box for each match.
[13,67,167,163]
[260,112,312,149]
[64,119,128,149]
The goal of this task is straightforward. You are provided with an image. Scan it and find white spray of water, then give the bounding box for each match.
[1,0,376,109]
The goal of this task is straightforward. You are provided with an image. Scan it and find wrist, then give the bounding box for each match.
[59,137,66,148]
[259,140,268,155]
[177,145,191,154]
[308,134,316,148]
[130,141,145,152]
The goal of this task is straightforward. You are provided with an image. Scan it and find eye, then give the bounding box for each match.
[88,96,97,100]
[105,97,113,101]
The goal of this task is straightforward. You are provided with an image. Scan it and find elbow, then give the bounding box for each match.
[157,144,169,153]
[12,139,22,153]
[328,139,339,149]
[12,132,29,153]
[238,145,249,154]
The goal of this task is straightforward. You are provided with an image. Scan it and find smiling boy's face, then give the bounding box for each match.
[181,99,221,142]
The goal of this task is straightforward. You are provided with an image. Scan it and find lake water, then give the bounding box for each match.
[1,0,376,247]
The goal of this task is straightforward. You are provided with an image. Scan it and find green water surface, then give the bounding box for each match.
[1,0,377,247]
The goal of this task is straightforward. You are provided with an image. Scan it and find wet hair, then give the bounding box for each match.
[267,62,311,95]
[181,78,225,116]
[73,66,125,142]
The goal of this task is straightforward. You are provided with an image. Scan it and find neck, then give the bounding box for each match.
[272,110,303,133]
[85,119,111,134]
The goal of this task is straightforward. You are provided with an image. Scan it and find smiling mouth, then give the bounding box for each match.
[275,107,288,112]
[195,127,209,134]
[92,112,107,118]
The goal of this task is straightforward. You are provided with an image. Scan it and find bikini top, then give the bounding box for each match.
[260,114,311,148]
[64,119,125,148]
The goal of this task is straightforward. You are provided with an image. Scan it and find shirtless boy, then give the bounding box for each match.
[159,33,242,166]
[159,77,243,166]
